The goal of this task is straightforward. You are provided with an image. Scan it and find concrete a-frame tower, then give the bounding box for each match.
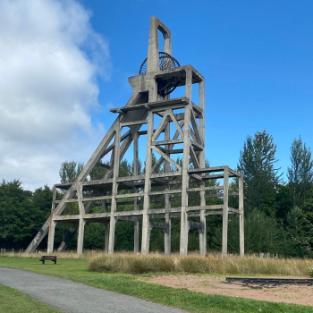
[27,17,244,256]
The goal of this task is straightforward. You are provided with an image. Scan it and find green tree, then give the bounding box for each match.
[275,184,293,221]
[238,130,279,215]
[0,181,52,249]
[59,161,83,183]
[285,207,313,257]
[288,138,313,208]
[119,160,132,177]
[244,209,287,254]
[90,161,110,180]
[32,186,53,213]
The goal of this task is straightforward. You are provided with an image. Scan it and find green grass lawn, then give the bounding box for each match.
[0,256,312,313]
[0,284,59,313]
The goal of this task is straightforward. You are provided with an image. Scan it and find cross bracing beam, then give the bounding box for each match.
[26,91,147,253]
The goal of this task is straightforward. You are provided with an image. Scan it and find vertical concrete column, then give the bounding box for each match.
[132,131,140,253]
[108,121,121,254]
[47,187,57,254]
[164,194,172,255]
[199,211,207,255]
[222,168,230,256]
[133,131,139,178]
[198,80,207,256]
[141,110,153,254]
[108,214,117,254]
[76,182,86,255]
[147,17,172,73]
[239,176,245,256]
[51,186,57,211]
[47,220,56,254]
[77,182,85,216]
[164,34,172,55]
[164,121,171,255]
[147,17,159,73]
[77,218,85,255]
[104,224,109,253]
[134,219,140,253]
[180,68,192,256]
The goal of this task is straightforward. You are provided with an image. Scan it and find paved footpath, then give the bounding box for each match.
[0,268,185,313]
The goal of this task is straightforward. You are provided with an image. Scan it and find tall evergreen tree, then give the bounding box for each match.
[244,209,287,254]
[275,184,293,221]
[288,138,313,208]
[238,130,279,215]
[285,207,313,257]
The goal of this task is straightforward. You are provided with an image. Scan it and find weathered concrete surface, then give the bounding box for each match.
[26,16,244,258]
[0,268,185,313]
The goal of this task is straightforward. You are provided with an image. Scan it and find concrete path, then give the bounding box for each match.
[0,268,185,313]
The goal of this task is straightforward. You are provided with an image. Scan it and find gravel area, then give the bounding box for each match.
[148,274,313,307]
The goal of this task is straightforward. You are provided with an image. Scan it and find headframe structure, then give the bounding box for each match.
[27,17,244,256]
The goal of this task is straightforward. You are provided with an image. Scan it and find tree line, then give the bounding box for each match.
[1,130,313,257]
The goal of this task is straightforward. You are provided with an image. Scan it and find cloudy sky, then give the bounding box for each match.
[1,0,313,189]
[0,0,110,189]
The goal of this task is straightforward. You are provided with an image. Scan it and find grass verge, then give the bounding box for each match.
[89,253,313,276]
[0,284,59,313]
[0,256,312,313]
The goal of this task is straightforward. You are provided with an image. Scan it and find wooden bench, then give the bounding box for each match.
[40,255,57,264]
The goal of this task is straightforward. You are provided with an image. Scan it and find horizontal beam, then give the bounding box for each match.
[187,186,223,192]
[120,120,147,127]
[52,204,238,222]
[53,214,81,221]
[116,192,143,199]
[149,189,181,196]
[189,166,241,178]
[152,139,183,146]
[189,166,227,173]
[154,65,204,83]
[111,97,188,114]
[151,172,181,179]
[54,166,240,190]
[55,185,226,205]
[229,207,240,214]
[188,205,223,211]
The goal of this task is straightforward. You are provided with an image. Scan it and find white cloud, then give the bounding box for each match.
[0,0,110,190]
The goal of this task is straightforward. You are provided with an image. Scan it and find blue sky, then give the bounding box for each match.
[79,0,313,181]
[1,0,312,188]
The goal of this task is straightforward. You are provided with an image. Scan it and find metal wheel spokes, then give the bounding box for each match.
[139,52,180,96]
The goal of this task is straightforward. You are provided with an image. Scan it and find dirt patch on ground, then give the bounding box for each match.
[147,274,313,306]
